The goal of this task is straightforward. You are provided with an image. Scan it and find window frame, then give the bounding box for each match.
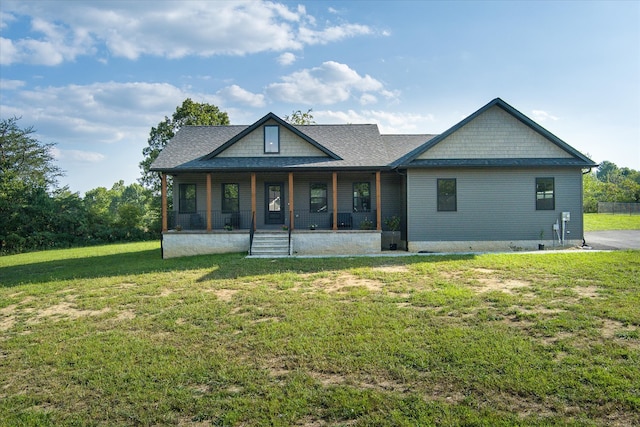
[178,183,197,213]
[264,125,280,154]
[536,177,555,210]
[221,183,240,213]
[309,183,328,213]
[437,178,457,212]
[353,182,371,212]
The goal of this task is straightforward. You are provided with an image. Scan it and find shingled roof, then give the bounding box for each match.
[150,99,597,173]
[150,119,431,172]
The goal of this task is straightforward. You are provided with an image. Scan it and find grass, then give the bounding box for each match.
[584,213,640,231]
[1,242,639,426]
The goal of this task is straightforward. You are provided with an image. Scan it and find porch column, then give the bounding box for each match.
[206,173,212,231]
[287,172,294,230]
[251,172,257,231]
[376,170,382,231]
[332,172,338,230]
[161,173,167,232]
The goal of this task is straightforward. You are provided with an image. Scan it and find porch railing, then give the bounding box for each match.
[293,210,377,230]
[167,209,379,231]
[167,210,252,230]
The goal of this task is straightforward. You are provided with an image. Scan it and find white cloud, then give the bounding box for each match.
[266,61,395,105]
[0,78,25,90]
[532,110,559,122]
[52,147,106,163]
[1,1,373,64]
[0,10,16,29]
[0,12,95,65]
[0,37,18,65]
[298,23,371,45]
[216,85,266,108]
[316,109,436,134]
[359,93,378,105]
[3,81,219,149]
[277,52,297,66]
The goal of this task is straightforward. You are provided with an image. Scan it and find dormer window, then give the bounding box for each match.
[264,125,279,154]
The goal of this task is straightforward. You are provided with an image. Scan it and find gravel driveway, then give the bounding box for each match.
[583,230,640,250]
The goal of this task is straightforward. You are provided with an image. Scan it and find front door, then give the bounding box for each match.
[265,183,285,225]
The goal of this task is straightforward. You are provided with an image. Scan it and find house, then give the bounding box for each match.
[150,98,597,258]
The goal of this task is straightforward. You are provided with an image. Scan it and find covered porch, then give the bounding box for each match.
[160,169,405,258]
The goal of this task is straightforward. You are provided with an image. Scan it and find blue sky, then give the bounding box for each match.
[1,0,638,194]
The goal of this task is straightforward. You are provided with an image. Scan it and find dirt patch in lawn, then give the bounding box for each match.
[371,265,410,274]
[210,288,239,302]
[0,305,17,332]
[573,286,601,299]
[441,269,532,295]
[314,273,384,293]
[113,309,136,321]
[27,301,110,323]
[475,278,531,294]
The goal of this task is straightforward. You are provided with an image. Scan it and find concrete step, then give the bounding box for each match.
[251,233,290,256]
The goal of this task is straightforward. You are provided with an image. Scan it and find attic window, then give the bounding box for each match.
[264,125,279,154]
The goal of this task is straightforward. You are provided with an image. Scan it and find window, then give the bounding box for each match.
[353,182,371,212]
[222,183,239,213]
[179,183,196,213]
[310,183,327,212]
[264,125,279,153]
[437,179,457,211]
[536,178,555,210]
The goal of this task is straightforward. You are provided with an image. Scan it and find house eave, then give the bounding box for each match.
[399,158,599,169]
[151,165,394,174]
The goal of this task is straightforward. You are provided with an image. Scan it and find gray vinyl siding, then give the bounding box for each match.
[380,172,404,232]
[407,168,584,242]
[173,174,253,213]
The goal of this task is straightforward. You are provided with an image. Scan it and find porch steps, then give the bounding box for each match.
[250,232,290,256]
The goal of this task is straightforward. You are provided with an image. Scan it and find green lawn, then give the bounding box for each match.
[584,212,640,231]
[1,242,639,426]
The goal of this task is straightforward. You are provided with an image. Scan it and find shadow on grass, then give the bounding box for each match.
[1,246,475,288]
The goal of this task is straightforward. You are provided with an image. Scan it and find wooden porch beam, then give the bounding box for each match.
[288,172,294,230]
[332,172,338,230]
[376,170,382,231]
[206,172,212,231]
[251,172,256,231]
[161,173,167,232]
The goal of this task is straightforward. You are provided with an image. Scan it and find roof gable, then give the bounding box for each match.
[203,112,341,160]
[400,98,596,166]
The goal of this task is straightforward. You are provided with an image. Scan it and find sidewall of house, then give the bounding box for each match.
[406,167,584,249]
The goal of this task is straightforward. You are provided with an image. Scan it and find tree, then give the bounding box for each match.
[0,117,62,189]
[139,99,230,194]
[284,109,315,125]
[596,160,620,183]
[583,161,640,212]
[1,117,65,252]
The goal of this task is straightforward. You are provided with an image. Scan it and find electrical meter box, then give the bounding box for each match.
[562,212,570,221]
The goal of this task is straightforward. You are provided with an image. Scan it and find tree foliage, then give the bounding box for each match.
[583,161,640,212]
[284,109,315,125]
[1,116,63,189]
[139,98,230,193]
[1,179,159,254]
[0,117,161,254]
